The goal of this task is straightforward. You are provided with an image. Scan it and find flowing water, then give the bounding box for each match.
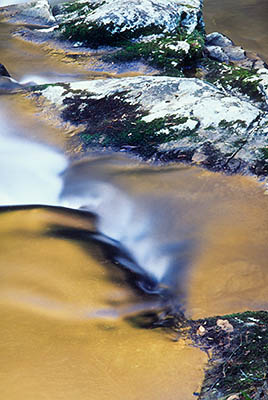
[1,1,268,399]
[204,0,268,63]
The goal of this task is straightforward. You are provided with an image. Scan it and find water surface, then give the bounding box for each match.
[1,1,268,399]
[204,0,268,62]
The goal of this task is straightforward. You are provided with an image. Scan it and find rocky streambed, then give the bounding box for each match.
[1,0,268,178]
[1,0,268,399]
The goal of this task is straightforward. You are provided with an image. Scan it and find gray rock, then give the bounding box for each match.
[30,76,268,175]
[224,45,246,61]
[56,0,204,45]
[2,0,56,25]
[205,45,229,63]
[206,32,233,48]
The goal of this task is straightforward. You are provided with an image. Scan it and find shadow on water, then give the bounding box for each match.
[0,203,187,322]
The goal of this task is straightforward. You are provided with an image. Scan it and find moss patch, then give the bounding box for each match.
[61,92,195,157]
[106,29,205,76]
[188,311,268,399]
[58,16,166,48]
[200,59,264,105]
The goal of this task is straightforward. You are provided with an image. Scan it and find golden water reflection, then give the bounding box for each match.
[0,207,206,400]
[61,157,268,319]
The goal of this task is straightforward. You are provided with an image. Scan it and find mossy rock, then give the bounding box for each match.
[188,311,268,399]
[199,59,266,106]
[55,0,204,48]
[105,28,205,76]
[61,92,194,158]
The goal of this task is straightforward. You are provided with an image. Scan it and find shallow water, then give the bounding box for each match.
[0,21,110,82]
[0,205,207,400]
[1,1,268,399]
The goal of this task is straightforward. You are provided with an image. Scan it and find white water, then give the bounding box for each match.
[0,112,67,206]
[0,113,168,285]
[0,108,188,289]
[61,178,172,284]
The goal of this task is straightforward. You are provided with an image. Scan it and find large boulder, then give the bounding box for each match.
[54,0,204,47]
[31,76,268,175]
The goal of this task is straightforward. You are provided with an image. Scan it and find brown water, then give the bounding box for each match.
[0,206,206,400]
[204,0,268,63]
[1,2,268,399]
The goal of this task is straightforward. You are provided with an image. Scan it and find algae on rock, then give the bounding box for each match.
[55,0,204,47]
[31,76,268,175]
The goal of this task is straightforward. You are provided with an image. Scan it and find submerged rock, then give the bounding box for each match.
[0,63,11,78]
[31,76,268,175]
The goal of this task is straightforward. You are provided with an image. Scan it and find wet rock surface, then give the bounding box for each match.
[0,63,10,77]
[31,75,268,176]
[0,0,55,25]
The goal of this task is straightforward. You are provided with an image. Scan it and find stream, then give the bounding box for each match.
[0,1,268,399]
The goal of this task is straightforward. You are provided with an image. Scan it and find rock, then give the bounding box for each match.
[55,0,204,47]
[223,45,246,61]
[0,76,23,92]
[1,0,56,25]
[216,319,234,333]
[0,63,10,78]
[256,68,268,102]
[205,45,229,63]
[199,57,268,109]
[206,32,233,48]
[30,75,268,175]
[197,325,206,336]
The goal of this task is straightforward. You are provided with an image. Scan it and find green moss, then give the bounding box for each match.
[106,29,205,75]
[218,119,247,130]
[60,92,194,157]
[32,83,62,91]
[259,147,268,159]
[190,311,268,399]
[55,0,103,18]
[200,59,264,104]
[58,18,165,48]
